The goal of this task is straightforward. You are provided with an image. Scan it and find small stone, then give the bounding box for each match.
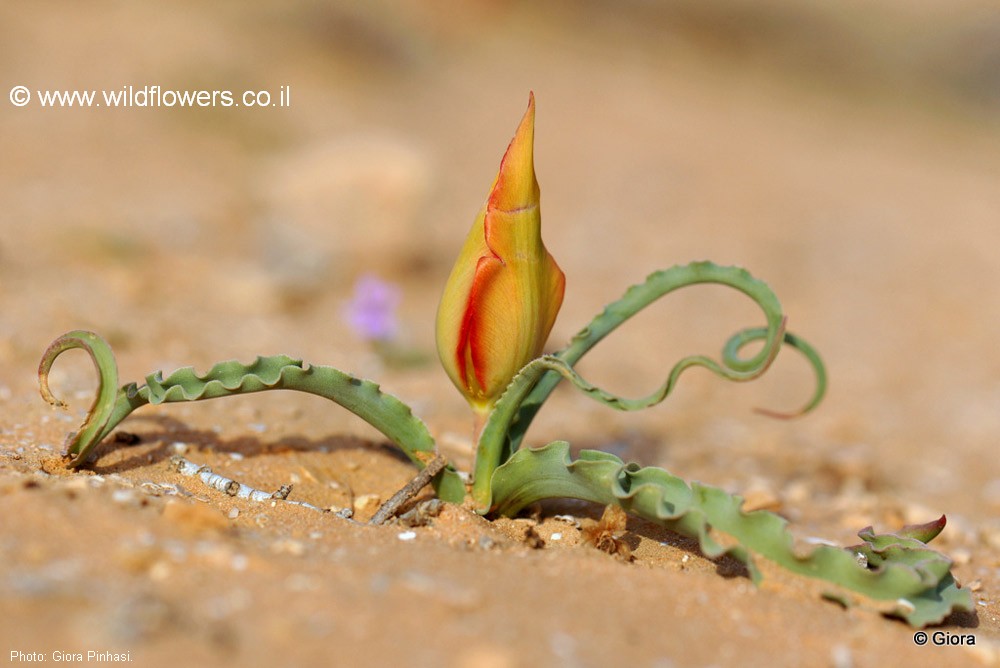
[397,531,417,541]
[550,532,563,541]
[397,499,444,527]
[227,508,240,520]
[171,442,188,455]
[830,643,853,668]
[111,489,137,505]
[353,493,381,514]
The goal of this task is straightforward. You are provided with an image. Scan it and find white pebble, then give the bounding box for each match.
[398,531,417,541]
[550,533,563,541]
[227,508,240,520]
[353,493,382,513]
[111,489,136,504]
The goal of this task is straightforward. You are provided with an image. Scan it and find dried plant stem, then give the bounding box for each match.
[369,454,448,525]
[169,455,325,512]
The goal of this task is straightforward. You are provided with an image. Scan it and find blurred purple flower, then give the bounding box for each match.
[342,274,401,342]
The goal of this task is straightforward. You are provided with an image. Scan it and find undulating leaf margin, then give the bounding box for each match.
[489,441,973,627]
[38,330,465,502]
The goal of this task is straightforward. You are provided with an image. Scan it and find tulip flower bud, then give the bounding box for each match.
[436,93,565,419]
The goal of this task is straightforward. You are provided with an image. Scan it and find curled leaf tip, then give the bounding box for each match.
[897,515,947,544]
[37,330,121,466]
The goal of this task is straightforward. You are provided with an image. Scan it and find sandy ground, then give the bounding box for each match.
[2,2,1000,666]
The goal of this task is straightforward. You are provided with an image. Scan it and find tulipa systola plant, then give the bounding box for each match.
[40,95,971,627]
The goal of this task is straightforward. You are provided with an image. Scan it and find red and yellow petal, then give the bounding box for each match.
[436,93,565,415]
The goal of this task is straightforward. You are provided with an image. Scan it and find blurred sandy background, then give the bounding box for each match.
[2,1,1000,666]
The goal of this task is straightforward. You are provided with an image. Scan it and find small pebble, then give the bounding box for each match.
[354,493,381,514]
[398,531,417,541]
[830,644,853,668]
[227,508,240,520]
[550,532,563,541]
[171,442,188,455]
[228,452,245,461]
[111,489,136,505]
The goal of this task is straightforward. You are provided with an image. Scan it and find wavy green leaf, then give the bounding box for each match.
[471,262,826,510]
[509,262,826,452]
[38,331,465,503]
[489,442,972,627]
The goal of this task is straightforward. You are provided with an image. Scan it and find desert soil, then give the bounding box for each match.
[2,2,1000,667]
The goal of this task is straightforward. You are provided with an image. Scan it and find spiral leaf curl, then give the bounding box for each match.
[38,330,465,503]
[471,262,826,509]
